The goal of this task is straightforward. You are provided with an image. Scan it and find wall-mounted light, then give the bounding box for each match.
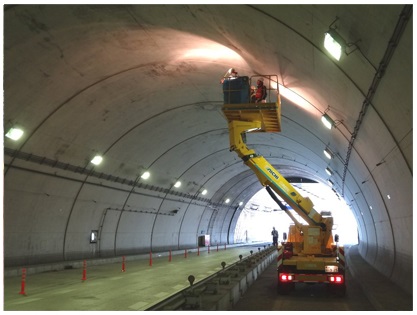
[324,28,346,61]
[90,230,98,243]
[324,148,334,159]
[321,113,335,129]
[327,179,334,186]
[225,198,230,204]
[239,201,243,206]
[174,181,181,188]
[324,17,360,62]
[141,171,150,180]
[5,127,24,141]
[201,189,208,195]
[91,155,103,166]
[325,167,333,176]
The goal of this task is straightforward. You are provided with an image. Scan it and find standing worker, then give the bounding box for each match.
[255,78,267,103]
[271,227,279,246]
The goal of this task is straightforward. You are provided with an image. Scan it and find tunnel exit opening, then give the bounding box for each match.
[234,182,358,246]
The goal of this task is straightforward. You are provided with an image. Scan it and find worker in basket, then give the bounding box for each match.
[255,78,267,103]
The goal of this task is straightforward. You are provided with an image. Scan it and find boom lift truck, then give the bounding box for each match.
[221,74,346,296]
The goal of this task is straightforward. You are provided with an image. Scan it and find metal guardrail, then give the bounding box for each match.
[146,245,277,311]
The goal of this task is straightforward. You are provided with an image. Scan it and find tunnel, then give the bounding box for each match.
[3,3,412,302]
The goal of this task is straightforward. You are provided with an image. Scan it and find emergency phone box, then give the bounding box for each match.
[223,76,250,104]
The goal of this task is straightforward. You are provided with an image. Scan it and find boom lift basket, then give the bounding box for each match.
[222,74,281,132]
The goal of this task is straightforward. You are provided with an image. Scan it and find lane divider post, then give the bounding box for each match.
[121,256,126,272]
[19,268,26,295]
[81,260,87,281]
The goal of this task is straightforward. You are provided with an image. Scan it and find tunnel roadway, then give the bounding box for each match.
[233,247,375,311]
[5,243,409,311]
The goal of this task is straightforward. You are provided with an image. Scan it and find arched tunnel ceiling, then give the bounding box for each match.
[3,4,413,293]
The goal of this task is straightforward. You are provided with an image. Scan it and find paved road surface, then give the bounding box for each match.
[232,258,375,311]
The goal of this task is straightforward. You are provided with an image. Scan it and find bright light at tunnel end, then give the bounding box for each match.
[234,184,358,246]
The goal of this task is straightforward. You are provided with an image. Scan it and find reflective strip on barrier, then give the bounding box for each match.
[277,246,284,269]
[338,246,345,268]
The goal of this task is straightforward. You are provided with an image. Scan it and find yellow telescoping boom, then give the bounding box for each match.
[222,75,333,255]
[221,74,346,295]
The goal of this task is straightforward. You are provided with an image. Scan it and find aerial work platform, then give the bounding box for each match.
[220,73,339,296]
[221,75,281,132]
[222,102,281,133]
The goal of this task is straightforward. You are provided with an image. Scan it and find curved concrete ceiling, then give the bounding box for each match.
[3,5,412,294]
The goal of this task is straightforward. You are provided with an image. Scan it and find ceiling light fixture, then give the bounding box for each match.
[141,171,150,180]
[325,167,333,176]
[5,127,24,141]
[324,148,334,160]
[324,28,346,61]
[174,181,181,188]
[201,189,207,195]
[90,155,103,166]
[321,113,335,129]
[225,198,230,204]
[327,179,334,186]
[324,17,360,62]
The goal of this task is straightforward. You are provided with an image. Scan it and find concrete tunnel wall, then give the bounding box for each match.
[3,5,412,295]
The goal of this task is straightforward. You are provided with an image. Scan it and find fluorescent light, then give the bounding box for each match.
[324,29,346,61]
[174,181,181,188]
[324,148,333,159]
[201,189,207,195]
[321,114,334,129]
[325,167,333,176]
[5,127,24,141]
[91,155,103,165]
[327,179,334,186]
[141,171,150,179]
